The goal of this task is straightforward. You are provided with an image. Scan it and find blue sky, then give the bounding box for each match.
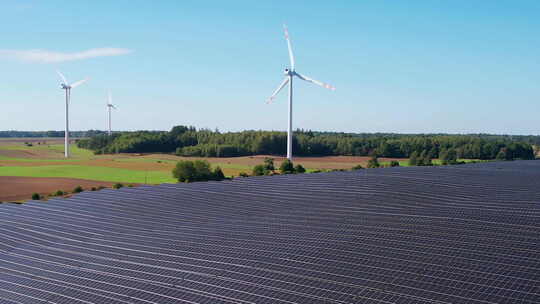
[1,0,539,134]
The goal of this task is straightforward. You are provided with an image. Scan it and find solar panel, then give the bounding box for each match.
[0,160,539,303]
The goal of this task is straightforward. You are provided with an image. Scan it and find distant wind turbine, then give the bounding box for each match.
[266,25,335,160]
[57,70,89,158]
[106,91,117,136]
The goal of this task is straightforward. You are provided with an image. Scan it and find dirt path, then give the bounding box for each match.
[0,176,114,202]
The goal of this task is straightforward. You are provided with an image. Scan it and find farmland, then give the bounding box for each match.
[0,137,415,201]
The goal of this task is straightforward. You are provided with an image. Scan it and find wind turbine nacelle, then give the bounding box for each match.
[284,68,293,76]
[60,84,69,89]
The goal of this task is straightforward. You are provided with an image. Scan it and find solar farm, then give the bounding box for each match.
[0,160,538,303]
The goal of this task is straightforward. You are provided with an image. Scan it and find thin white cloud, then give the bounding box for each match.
[0,48,133,63]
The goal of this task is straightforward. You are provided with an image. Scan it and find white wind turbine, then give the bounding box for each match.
[106,91,117,136]
[267,25,335,160]
[57,71,89,158]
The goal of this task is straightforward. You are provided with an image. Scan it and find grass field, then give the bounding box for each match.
[0,165,175,184]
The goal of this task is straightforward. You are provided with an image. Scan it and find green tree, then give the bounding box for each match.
[440,148,458,165]
[366,156,380,168]
[280,159,295,174]
[252,164,267,176]
[389,160,400,167]
[31,193,41,200]
[213,166,225,180]
[417,150,427,166]
[439,149,449,165]
[73,186,84,193]
[409,151,418,166]
[496,149,507,161]
[193,160,213,181]
[173,160,224,182]
[173,160,197,182]
[424,150,433,166]
[263,157,275,171]
[294,164,306,173]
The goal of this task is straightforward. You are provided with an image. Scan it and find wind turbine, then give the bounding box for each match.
[57,71,89,158]
[266,25,335,160]
[106,91,117,136]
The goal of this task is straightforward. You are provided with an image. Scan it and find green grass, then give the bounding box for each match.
[36,144,95,158]
[0,165,176,184]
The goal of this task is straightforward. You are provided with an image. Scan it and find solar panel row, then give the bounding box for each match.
[0,160,539,303]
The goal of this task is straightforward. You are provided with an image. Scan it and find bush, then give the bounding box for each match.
[31,193,41,200]
[113,183,124,189]
[172,160,197,182]
[128,184,134,187]
[280,159,295,174]
[351,164,363,170]
[73,186,83,193]
[91,187,97,191]
[389,160,400,167]
[366,157,380,168]
[496,149,507,161]
[238,172,249,177]
[172,160,224,182]
[252,164,267,176]
[213,166,225,180]
[53,190,64,196]
[263,158,275,171]
[294,164,306,173]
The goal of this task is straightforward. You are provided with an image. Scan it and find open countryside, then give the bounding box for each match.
[2,1,540,303]
[0,137,407,201]
[1,131,537,201]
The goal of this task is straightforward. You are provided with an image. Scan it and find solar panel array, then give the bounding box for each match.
[0,160,539,304]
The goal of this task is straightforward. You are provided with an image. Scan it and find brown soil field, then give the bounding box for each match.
[0,152,404,172]
[0,148,66,159]
[0,138,65,145]
[0,176,114,202]
[142,154,404,170]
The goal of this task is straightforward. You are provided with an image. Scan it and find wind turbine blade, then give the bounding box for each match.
[56,70,68,85]
[70,77,89,88]
[283,25,295,70]
[266,77,290,104]
[295,72,335,91]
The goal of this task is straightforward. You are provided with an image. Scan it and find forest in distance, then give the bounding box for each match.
[69,126,538,160]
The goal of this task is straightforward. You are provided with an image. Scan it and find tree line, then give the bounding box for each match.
[76,125,537,160]
[0,130,107,138]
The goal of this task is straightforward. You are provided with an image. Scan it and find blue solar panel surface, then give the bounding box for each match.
[0,160,539,303]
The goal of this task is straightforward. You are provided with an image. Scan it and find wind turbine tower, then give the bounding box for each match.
[267,25,335,160]
[107,91,117,136]
[57,71,89,158]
